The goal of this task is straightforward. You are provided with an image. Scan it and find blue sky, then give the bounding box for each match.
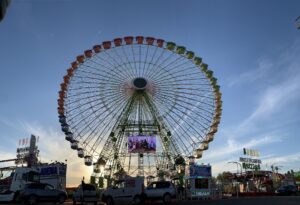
[0,0,300,185]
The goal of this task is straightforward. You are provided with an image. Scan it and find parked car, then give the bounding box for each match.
[73,183,98,205]
[144,181,176,203]
[19,183,67,205]
[101,178,176,205]
[275,185,299,196]
[101,177,145,205]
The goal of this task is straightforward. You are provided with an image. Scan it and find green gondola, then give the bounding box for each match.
[206,70,213,78]
[201,63,208,71]
[186,51,194,59]
[176,46,186,54]
[194,57,202,65]
[210,77,217,85]
[166,42,176,50]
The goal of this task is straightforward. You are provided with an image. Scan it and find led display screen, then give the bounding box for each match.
[128,136,156,153]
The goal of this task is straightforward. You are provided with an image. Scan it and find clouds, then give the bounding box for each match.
[14,121,92,186]
[203,40,300,175]
[227,58,273,87]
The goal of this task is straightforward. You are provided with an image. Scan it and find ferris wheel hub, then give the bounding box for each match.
[133,77,147,90]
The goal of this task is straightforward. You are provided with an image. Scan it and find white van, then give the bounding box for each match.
[101,177,144,205]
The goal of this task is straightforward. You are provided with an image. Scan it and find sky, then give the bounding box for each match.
[0,0,300,186]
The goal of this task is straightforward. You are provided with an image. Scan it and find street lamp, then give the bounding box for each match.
[227,161,242,198]
[228,161,242,175]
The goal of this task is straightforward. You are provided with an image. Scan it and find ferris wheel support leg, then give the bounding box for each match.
[137,153,144,176]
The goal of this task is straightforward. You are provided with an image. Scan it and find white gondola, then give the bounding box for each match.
[62,124,69,133]
[202,143,209,150]
[84,156,93,166]
[77,148,84,158]
[94,164,100,173]
[65,132,74,141]
[70,140,78,150]
[194,148,203,158]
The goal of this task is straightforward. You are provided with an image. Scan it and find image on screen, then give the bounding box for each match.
[128,136,156,153]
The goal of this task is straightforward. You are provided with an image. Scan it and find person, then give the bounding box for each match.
[176,185,184,200]
[81,177,85,203]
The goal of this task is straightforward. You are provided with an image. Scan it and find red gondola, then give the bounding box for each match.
[58,99,64,107]
[114,38,122,46]
[84,50,93,58]
[156,39,164,47]
[67,68,74,76]
[57,107,64,115]
[93,45,101,53]
[71,61,78,69]
[63,76,69,84]
[103,41,111,49]
[136,36,144,44]
[59,91,65,99]
[146,37,155,45]
[124,36,133,45]
[77,55,85,63]
[60,83,67,91]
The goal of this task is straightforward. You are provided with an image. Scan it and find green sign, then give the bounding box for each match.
[242,163,260,170]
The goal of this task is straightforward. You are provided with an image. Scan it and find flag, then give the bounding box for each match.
[22,138,25,146]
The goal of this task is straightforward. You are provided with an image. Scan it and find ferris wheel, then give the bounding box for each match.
[58,36,222,178]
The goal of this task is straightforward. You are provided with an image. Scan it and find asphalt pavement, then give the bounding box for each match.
[3,196,300,205]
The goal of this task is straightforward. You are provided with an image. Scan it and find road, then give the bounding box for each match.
[3,196,300,205]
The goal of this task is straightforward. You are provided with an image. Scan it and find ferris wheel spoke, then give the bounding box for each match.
[156,89,215,110]
[160,105,209,140]
[71,96,129,146]
[79,61,126,82]
[156,89,215,101]
[154,91,215,116]
[153,69,207,85]
[66,89,126,112]
[159,115,195,155]
[163,110,205,149]
[110,47,137,80]
[130,45,139,78]
[152,94,212,131]
[119,45,138,78]
[67,92,129,124]
[101,48,136,80]
[144,45,169,79]
[149,55,190,82]
[144,94,201,154]
[73,71,123,86]
[141,45,150,77]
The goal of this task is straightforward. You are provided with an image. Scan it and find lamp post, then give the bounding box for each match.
[227,161,242,198]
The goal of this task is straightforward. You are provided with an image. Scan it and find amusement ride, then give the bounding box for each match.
[57,36,222,180]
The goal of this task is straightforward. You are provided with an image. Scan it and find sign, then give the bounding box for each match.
[189,165,212,177]
[240,157,261,164]
[243,148,260,157]
[242,163,260,170]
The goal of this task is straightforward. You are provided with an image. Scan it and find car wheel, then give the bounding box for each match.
[58,194,66,204]
[133,195,142,205]
[27,195,38,205]
[163,193,171,204]
[13,192,20,202]
[106,196,114,205]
